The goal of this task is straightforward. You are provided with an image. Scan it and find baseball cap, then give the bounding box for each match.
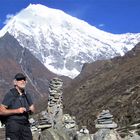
[14,73,26,81]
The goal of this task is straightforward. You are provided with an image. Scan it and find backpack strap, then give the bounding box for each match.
[23,92,33,114]
[9,88,19,106]
[24,92,30,106]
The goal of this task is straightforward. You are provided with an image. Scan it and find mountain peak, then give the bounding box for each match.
[0,4,140,78]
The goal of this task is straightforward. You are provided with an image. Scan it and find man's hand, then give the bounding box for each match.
[29,105,35,113]
[0,105,26,115]
[16,107,26,114]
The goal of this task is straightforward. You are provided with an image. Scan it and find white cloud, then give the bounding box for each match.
[98,24,105,27]
[3,14,15,25]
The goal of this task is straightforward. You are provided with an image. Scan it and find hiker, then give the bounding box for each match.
[0,73,35,140]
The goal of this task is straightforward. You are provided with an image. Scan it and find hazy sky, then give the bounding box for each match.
[0,0,140,34]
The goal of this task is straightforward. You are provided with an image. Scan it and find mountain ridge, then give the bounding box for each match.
[0,4,140,78]
[63,42,140,134]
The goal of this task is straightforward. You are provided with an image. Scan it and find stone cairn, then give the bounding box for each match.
[31,77,63,132]
[47,77,64,128]
[32,77,79,140]
[31,78,78,136]
[47,78,78,138]
[95,109,117,129]
[93,109,122,140]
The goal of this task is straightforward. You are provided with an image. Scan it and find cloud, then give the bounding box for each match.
[98,24,105,27]
[3,14,15,25]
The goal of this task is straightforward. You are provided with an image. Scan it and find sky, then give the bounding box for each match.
[0,0,140,34]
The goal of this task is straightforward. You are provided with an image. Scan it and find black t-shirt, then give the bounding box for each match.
[2,88,33,124]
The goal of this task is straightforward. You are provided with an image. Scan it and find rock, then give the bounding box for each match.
[0,128,5,140]
[95,122,117,129]
[79,126,89,134]
[38,127,70,140]
[123,133,140,140]
[93,129,122,140]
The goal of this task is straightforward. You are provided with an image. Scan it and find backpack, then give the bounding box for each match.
[0,89,18,125]
[0,115,6,126]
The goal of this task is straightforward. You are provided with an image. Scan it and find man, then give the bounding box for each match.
[0,73,35,140]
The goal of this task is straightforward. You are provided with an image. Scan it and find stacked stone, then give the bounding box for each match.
[47,77,63,128]
[37,118,52,129]
[62,114,77,130]
[30,111,52,132]
[94,110,122,140]
[62,114,78,140]
[48,77,63,107]
[95,110,117,129]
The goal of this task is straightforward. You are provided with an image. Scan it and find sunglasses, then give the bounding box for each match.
[16,78,26,81]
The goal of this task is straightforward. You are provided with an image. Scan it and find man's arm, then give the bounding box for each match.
[25,93,35,114]
[29,104,35,113]
[0,105,26,116]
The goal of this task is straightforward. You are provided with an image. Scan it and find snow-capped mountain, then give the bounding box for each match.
[0,4,140,78]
